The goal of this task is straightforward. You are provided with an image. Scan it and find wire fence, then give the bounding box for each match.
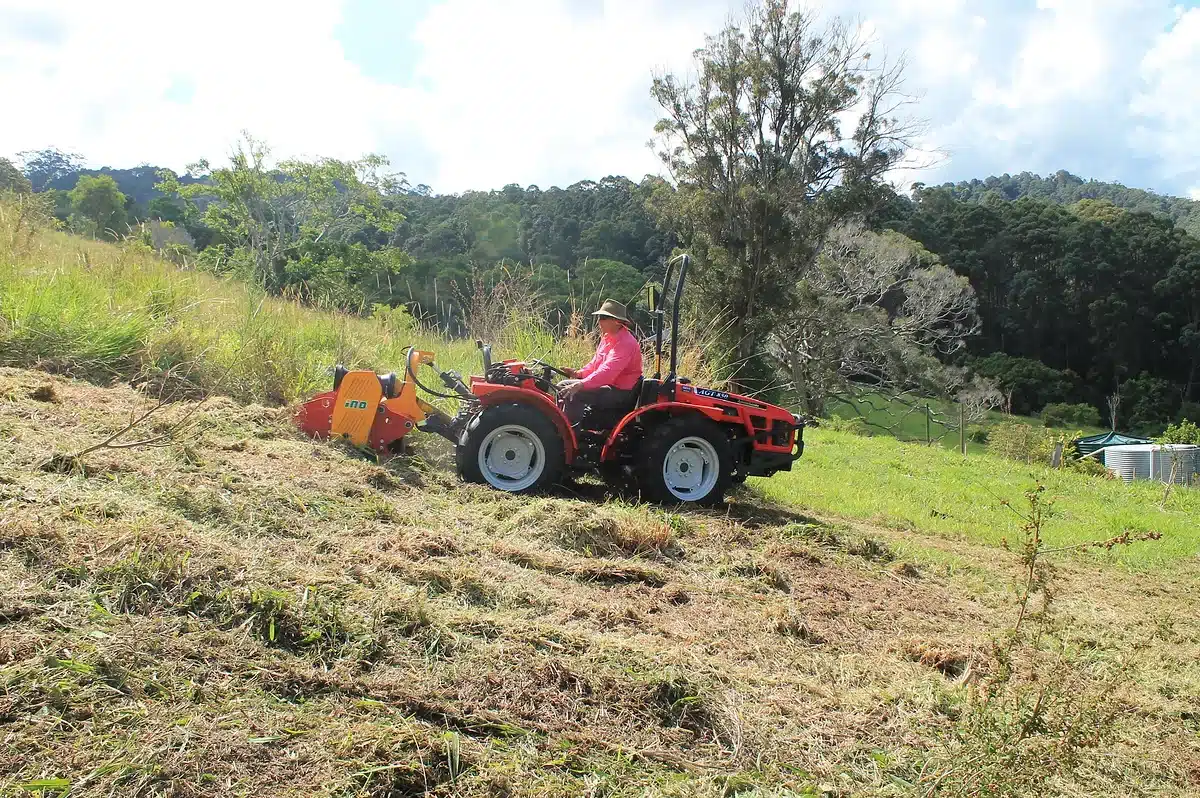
[827,391,977,454]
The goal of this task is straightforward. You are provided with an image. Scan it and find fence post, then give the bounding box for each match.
[925,404,931,446]
[960,402,966,455]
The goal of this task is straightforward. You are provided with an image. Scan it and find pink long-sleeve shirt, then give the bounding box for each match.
[576,326,643,390]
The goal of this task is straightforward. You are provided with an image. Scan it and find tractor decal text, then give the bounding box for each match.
[344,400,369,409]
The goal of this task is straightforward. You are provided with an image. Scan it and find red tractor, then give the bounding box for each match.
[295,254,804,505]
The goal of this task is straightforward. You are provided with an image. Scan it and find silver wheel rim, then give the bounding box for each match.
[478,424,546,491]
[662,435,720,501]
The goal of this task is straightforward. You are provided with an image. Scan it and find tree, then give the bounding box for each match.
[18,147,85,191]
[147,196,185,224]
[159,133,409,302]
[896,190,1198,414]
[68,174,127,240]
[1155,242,1200,400]
[935,169,1200,239]
[1118,372,1180,434]
[1070,198,1126,226]
[573,258,647,318]
[0,158,32,194]
[649,0,920,392]
[968,353,1076,416]
[957,375,1005,424]
[1041,402,1100,428]
[770,224,979,415]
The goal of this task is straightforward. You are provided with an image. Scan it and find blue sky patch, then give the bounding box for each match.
[335,0,437,86]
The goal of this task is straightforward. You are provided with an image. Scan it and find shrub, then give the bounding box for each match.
[370,302,417,337]
[1157,420,1200,446]
[824,416,872,436]
[1066,455,1109,477]
[987,421,1074,465]
[1041,402,1099,428]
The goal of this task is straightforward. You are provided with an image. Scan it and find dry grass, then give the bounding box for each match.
[2,367,1199,797]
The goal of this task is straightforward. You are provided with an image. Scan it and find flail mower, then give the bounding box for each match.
[294,254,805,505]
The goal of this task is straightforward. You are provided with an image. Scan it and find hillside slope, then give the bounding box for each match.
[2,367,1198,797]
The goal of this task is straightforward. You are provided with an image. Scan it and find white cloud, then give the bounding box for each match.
[853,0,1184,193]
[401,0,730,192]
[0,0,415,172]
[1130,8,1200,193]
[1,0,1199,198]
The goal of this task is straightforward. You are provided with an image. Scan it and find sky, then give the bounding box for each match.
[1,0,1198,199]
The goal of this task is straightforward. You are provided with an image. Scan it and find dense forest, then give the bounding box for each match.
[881,187,1200,429]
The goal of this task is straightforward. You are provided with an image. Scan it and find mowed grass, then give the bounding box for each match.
[3,367,1199,797]
[760,426,1200,569]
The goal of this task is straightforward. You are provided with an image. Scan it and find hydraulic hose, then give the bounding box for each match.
[404,346,466,401]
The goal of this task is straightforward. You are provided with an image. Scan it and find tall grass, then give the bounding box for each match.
[0,202,592,405]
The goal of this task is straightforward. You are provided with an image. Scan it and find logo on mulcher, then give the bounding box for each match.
[344,400,369,409]
[694,388,731,400]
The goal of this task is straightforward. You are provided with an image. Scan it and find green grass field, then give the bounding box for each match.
[760,427,1198,569]
[827,392,1109,455]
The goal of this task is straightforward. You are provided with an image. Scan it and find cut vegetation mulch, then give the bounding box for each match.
[1,367,1198,797]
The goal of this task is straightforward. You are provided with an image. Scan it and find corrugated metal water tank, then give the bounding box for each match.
[1104,444,1199,484]
[1155,445,1200,484]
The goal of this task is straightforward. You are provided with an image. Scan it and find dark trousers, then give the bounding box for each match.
[565,386,636,427]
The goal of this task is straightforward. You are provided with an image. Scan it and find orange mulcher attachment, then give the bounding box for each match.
[294,348,442,452]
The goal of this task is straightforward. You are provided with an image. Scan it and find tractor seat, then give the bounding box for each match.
[637,377,663,407]
[576,376,645,433]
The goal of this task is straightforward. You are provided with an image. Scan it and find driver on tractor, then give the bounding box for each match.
[556,298,643,428]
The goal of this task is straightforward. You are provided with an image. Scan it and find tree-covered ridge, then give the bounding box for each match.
[926,169,1200,238]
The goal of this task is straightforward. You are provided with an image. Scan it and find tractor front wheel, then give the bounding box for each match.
[456,403,564,494]
[636,415,733,506]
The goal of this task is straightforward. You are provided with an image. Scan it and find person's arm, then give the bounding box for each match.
[575,342,606,380]
[578,337,635,389]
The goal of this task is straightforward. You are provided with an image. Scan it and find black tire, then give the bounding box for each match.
[456,403,565,494]
[600,461,637,498]
[380,372,397,398]
[333,364,348,390]
[636,415,734,506]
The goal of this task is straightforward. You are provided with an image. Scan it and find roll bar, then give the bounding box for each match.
[646,253,689,383]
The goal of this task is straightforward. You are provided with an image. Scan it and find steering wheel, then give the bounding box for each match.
[529,358,573,379]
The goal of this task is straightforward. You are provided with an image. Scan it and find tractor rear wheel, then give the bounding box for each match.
[636,415,733,505]
[456,403,565,494]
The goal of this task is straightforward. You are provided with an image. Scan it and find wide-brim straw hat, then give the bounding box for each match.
[591,298,631,325]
